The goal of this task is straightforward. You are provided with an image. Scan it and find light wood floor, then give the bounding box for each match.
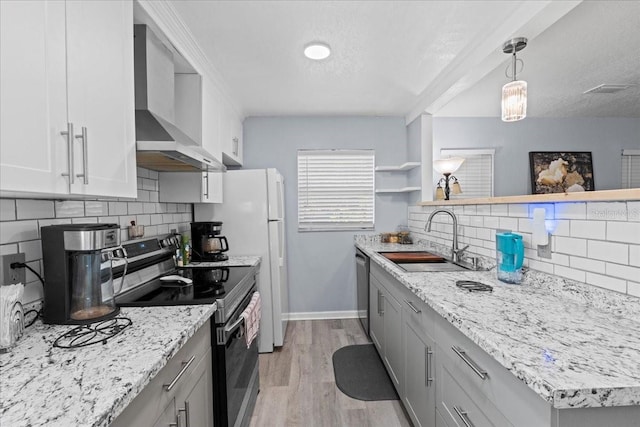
[249,319,412,427]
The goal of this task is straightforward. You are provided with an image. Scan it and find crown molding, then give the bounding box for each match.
[136,0,244,118]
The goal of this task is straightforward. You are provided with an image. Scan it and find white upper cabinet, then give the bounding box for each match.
[0,0,137,198]
[220,99,243,166]
[201,79,222,161]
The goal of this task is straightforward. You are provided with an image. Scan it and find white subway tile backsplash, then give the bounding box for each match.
[607,222,640,244]
[491,204,508,216]
[551,220,570,237]
[128,202,144,214]
[498,217,518,231]
[148,170,159,180]
[476,205,490,215]
[469,216,483,227]
[55,201,85,218]
[587,202,627,221]
[136,190,150,202]
[38,218,71,228]
[108,202,128,216]
[149,191,159,203]
[570,256,606,274]
[628,281,640,298]
[0,220,38,244]
[16,200,54,220]
[72,217,97,224]
[463,205,476,215]
[136,167,150,179]
[585,272,627,293]
[628,201,640,222]
[555,236,587,257]
[0,199,16,221]
[167,203,178,213]
[98,216,119,225]
[588,240,629,264]
[0,244,18,256]
[508,204,528,217]
[528,259,554,274]
[630,246,640,268]
[554,265,586,283]
[85,201,108,216]
[555,202,586,220]
[145,225,158,237]
[143,203,156,214]
[518,218,532,233]
[476,228,491,241]
[551,252,570,266]
[18,240,42,262]
[571,220,606,240]
[605,263,640,282]
[484,216,499,229]
[137,214,151,226]
[151,214,163,226]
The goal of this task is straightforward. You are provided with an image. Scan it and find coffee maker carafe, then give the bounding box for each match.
[191,222,229,262]
[41,224,127,324]
[495,232,525,284]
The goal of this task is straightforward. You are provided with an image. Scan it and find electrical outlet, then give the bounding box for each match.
[1,253,26,285]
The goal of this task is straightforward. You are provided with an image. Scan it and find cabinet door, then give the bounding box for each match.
[404,312,436,427]
[152,398,176,427]
[177,348,213,427]
[0,0,70,196]
[382,289,403,393]
[220,99,242,166]
[65,0,137,198]
[369,277,384,354]
[202,171,223,203]
[201,80,222,160]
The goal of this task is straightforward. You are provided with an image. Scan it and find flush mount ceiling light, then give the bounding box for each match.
[501,37,528,122]
[304,42,331,60]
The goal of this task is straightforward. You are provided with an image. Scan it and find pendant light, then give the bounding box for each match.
[501,37,528,122]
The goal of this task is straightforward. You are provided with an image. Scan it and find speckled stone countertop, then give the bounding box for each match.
[183,255,261,268]
[355,238,640,409]
[0,256,261,427]
[0,305,216,427]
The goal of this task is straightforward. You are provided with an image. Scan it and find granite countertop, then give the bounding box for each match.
[0,305,216,427]
[183,255,262,268]
[0,256,262,427]
[355,239,640,410]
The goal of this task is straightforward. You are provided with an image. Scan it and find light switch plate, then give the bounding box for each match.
[1,253,26,285]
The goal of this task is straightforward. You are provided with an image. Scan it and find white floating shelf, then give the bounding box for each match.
[375,162,421,172]
[375,187,421,193]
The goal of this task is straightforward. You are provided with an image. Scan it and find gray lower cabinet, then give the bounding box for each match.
[111,320,213,427]
[402,304,435,427]
[369,272,403,395]
[367,258,640,427]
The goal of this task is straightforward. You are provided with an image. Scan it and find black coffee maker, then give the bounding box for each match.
[41,224,126,324]
[190,222,229,262]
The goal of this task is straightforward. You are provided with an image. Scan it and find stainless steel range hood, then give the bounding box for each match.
[134,25,225,172]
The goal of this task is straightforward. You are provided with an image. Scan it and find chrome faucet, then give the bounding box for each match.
[424,208,469,263]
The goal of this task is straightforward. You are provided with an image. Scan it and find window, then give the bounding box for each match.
[622,149,640,189]
[440,148,495,199]
[298,149,375,231]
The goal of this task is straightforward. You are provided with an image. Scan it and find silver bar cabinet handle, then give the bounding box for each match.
[60,122,75,184]
[163,355,196,391]
[405,300,421,314]
[178,401,190,427]
[75,126,88,184]
[452,346,487,380]
[203,172,209,199]
[453,405,474,427]
[425,346,433,386]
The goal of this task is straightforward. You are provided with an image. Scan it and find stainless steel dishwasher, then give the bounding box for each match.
[355,248,370,336]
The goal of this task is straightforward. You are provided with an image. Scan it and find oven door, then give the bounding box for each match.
[213,289,260,427]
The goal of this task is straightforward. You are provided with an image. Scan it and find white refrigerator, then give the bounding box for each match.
[195,168,288,353]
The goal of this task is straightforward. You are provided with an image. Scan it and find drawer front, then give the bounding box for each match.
[111,320,212,427]
[438,356,511,427]
[436,317,550,427]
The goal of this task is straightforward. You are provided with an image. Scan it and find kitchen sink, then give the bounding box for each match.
[395,262,469,273]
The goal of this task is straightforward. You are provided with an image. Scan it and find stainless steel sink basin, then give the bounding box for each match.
[395,262,469,273]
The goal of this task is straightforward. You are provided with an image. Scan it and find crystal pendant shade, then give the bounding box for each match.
[502,80,527,122]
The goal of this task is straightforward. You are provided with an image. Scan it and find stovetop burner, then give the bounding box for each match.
[456,280,493,292]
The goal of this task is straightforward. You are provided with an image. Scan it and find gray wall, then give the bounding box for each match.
[432,117,640,196]
[243,116,409,314]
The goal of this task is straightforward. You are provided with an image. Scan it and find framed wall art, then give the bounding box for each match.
[529,151,595,194]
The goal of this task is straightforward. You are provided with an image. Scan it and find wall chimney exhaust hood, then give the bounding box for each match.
[134,25,225,172]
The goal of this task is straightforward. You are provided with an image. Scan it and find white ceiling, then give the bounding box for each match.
[170,0,640,121]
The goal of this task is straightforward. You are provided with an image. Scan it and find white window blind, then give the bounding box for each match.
[298,149,375,231]
[440,149,495,199]
[622,149,640,189]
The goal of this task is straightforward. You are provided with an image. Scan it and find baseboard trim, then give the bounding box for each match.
[286,310,359,321]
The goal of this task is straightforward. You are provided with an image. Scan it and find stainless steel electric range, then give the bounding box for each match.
[114,236,260,427]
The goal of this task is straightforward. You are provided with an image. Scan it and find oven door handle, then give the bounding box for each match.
[217,316,245,345]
